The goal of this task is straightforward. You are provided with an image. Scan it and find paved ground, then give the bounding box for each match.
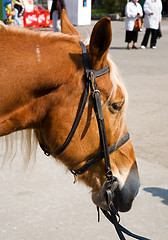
[0,19,168,240]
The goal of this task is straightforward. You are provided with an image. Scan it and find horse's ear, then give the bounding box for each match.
[89,17,112,67]
[61,9,80,36]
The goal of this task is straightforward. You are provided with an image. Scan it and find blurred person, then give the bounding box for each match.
[50,0,66,32]
[141,0,162,49]
[3,0,12,24]
[125,0,143,49]
[12,0,24,26]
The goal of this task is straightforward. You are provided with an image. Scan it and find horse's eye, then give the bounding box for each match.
[109,101,123,113]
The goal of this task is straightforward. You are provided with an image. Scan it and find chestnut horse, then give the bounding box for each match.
[0,12,140,214]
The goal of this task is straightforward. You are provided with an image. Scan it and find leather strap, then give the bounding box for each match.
[39,41,149,240]
[101,209,150,240]
[52,41,110,157]
[71,133,130,176]
[53,82,90,156]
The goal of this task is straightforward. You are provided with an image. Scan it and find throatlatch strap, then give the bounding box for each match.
[52,42,90,156]
[53,82,89,156]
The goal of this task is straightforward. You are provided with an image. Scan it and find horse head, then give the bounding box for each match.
[0,13,140,213]
[60,10,140,212]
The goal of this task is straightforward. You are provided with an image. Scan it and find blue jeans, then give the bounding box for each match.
[52,11,61,32]
[13,8,22,26]
[3,0,11,20]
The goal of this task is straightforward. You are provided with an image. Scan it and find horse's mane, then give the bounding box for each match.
[0,22,128,165]
[107,56,128,140]
[0,20,81,43]
[0,130,38,167]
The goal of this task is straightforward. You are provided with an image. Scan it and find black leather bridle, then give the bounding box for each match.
[40,41,150,240]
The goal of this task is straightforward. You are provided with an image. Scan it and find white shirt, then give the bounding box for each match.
[125,1,143,31]
[143,0,162,29]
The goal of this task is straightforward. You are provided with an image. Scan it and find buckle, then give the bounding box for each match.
[70,170,78,184]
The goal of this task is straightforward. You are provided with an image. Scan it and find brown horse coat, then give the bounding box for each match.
[0,14,140,212]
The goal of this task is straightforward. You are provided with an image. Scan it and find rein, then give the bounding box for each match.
[40,41,150,240]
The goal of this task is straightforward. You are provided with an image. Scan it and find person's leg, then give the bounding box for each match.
[57,19,61,32]
[125,31,131,49]
[141,28,151,47]
[52,10,59,32]
[132,30,138,49]
[150,29,157,48]
[14,8,21,26]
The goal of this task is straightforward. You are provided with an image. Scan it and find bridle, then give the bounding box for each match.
[40,41,150,240]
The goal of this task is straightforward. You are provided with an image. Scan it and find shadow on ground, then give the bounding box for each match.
[143,187,168,206]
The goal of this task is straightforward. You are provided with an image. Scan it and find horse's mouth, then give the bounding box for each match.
[92,189,134,213]
[92,178,140,213]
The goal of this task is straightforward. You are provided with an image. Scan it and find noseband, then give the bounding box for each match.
[40,41,149,240]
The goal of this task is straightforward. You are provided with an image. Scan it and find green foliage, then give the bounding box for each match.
[0,0,3,21]
[92,0,127,16]
[104,0,127,14]
[91,8,109,15]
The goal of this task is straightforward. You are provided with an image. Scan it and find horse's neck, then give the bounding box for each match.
[0,28,79,116]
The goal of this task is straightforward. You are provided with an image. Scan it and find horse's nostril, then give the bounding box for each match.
[119,202,133,212]
[113,188,137,213]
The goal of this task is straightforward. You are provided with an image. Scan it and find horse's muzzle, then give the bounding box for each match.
[92,175,140,213]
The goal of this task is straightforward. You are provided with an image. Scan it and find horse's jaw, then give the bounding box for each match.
[91,169,140,213]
